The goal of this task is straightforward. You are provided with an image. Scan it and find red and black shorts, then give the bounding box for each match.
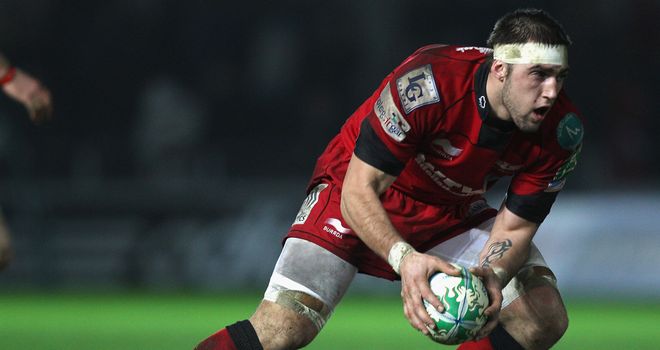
[286,181,496,280]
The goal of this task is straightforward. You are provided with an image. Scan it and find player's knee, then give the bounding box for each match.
[525,302,568,348]
[251,291,330,349]
[525,276,568,347]
[503,266,568,348]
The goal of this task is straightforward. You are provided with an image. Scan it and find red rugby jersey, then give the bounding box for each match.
[310,45,583,223]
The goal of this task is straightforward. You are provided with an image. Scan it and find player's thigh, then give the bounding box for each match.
[252,238,357,348]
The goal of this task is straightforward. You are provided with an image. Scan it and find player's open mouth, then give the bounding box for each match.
[532,106,549,120]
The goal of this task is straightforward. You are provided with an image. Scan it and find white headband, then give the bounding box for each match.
[493,43,568,66]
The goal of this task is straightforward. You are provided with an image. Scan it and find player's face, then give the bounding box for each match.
[502,63,569,132]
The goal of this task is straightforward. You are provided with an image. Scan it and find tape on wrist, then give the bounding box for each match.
[388,241,415,275]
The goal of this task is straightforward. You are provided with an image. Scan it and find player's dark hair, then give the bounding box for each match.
[487,8,572,47]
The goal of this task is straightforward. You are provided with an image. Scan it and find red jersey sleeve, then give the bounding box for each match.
[354,55,441,175]
[506,103,584,223]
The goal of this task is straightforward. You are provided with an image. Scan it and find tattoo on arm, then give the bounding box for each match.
[481,239,512,267]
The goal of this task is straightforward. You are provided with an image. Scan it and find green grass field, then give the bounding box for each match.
[1,292,659,349]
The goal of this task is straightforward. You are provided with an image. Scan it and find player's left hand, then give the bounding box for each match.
[2,68,53,124]
[469,266,504,339]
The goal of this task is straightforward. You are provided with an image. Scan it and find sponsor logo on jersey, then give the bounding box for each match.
[557,113,584,150]
[292,183,328,225]
[322,218,351,239]
[374,83,410,142]
[431,138,463,160]
[415,153,486,196]
[546,144,582,192]
[396,64,440,114]
[455,46,493,54]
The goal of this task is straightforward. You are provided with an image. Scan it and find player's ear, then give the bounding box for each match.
[491,60,507,81]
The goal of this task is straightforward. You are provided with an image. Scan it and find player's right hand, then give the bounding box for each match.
[398,252,460,335]
[469,266,504,340]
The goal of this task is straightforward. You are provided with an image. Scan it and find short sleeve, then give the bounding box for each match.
[354,63,441,175]
[506,112,584,223]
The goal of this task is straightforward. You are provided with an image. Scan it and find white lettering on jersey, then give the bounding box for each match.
[293,183,328,225]
[374,83,410,142]
[415,153,486,196]
[396,64,440,114]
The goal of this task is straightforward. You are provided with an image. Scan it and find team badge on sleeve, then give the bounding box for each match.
[396,64,440,114]
[556,113,584,150]
[374,83,411,142]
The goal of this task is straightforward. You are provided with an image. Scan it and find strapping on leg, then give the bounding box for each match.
[517,265,558,290]
[269,289,332,332]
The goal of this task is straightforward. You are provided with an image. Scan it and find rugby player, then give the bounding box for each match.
[196,8,583,350]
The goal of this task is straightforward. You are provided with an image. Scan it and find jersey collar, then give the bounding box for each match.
[474,61,516,151]
[474,61,516,131]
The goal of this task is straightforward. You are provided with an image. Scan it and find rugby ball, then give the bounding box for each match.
[423,265,489,344]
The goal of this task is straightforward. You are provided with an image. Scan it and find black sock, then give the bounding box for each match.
[226,320,263,350]
[490,324,524,350]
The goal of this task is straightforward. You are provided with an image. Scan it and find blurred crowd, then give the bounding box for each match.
[0,0,658,190]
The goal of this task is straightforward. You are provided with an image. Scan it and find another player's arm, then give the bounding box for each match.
[471,205,539,339]
[0,53,53,123]
[341,153,460,335]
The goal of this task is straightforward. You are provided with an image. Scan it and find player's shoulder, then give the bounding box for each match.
[540,91,584,153]
[412,44,492,60]
[401,44,492,69]
[391,45,489,114]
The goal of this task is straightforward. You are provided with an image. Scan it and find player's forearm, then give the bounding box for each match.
[340,185,403,261]
[479,206,538,286]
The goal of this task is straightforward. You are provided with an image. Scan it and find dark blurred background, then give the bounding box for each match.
[0,0,659,296]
